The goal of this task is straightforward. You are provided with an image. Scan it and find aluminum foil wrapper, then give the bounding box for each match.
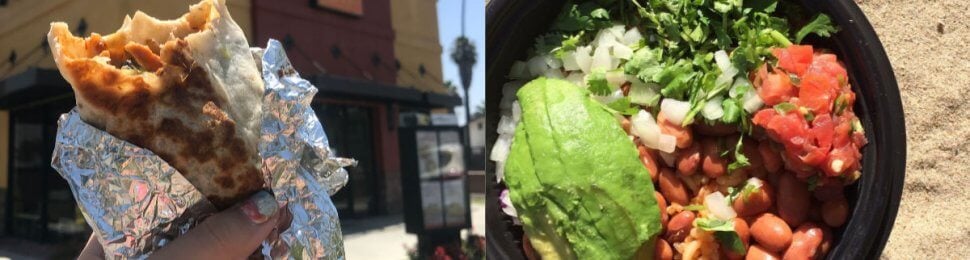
[51,39,355,259]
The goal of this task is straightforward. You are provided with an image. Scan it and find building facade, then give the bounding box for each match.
[0,0,458,244]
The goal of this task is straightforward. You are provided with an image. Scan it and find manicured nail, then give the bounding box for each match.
[240,190,278,224]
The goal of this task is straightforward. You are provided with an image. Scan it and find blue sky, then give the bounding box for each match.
[438,0,485,125]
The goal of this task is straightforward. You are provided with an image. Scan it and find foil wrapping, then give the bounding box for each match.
[51,39,354,259]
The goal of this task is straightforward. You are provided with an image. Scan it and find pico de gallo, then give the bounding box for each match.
[752,45,867,181]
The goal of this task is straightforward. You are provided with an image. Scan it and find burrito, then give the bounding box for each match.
[47,0,264,209]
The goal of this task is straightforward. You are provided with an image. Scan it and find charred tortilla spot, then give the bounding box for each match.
[215,175,235,189]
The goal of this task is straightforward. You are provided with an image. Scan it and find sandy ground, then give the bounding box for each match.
[854,0,970,258]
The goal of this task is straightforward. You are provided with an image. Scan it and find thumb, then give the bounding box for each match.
[151,190,280,260]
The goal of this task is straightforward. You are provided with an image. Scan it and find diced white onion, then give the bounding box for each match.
[591,46,613,71]
[565,72,586,87]
[490,134,512,162]
[729,77,752,98]
[575,46,593,74]
[544,55,562,70]
[596,29,618,48]
[714,50,737,78]
[660,99,691,126]
[702,97,725,120]
[622,28,643,46]
[631,110,658,143]
[612,44,634,60]
[527,55,548,77]
[658,151,677,167]
[543,69,564,79]
[608,24,626,40]
[742,88,764,113]
[496,161,506,183]
[562,51,580,71]
[705,192,737,220]
[509,61,529,79]
[512,101,522,122]
[657,134,677,154]
[606,70,627,88]
[497,116,515,134]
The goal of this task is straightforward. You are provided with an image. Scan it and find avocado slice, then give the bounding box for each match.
[504,77,663,260]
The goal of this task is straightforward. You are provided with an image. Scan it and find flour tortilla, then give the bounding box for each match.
[48,0,265,209]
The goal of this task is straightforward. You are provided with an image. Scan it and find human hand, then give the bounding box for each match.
[78,190,281,259]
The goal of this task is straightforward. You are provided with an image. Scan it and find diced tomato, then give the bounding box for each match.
[772,45,814,76]
[798,72,840,114]
[783,148,816,178]
[807,54,848,84]
[752,109,810,149]
[832,115,853,148]
[811,114,835,151]
[824,144,861,177]
[758,70,796,106]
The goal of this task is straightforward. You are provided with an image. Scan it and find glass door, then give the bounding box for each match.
[6,97,84,243]
[314,103,380,218]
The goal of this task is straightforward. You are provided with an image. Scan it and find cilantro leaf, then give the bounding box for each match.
[606,97,640,116]
[553,3,612,32]
[586,69,613,96]
[714,230,747,254]
[696,217,747,254]
[795,14,838,43]
[728,136,751,172]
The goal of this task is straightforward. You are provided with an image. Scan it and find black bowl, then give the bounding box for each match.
[485,0,906,259]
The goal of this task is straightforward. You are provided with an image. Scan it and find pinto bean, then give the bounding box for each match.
[655,191,669,230]
[746,244,781,260]
[677,143,702,176]
[821,198,849,227]
[812,178,845,202]
[783,223,825,260]
[666,211,696,242]
[701,138,728,178]
[655,238,674,260]
[777,174,811,227]
[750,213,793,253]
[658,168,690,206]
[759,141,782,174]
[658,112,693,149]
[638,144,660,182]
[622,117,632,134]
[733,181,775,217]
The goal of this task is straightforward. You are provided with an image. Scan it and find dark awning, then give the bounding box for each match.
[0,68,463,109]
[0,67,72,109]
[309,74,463,107]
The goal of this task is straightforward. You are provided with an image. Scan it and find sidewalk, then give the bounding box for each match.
[343,193,486,259]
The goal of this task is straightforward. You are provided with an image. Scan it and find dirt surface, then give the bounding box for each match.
[855,0,970,258]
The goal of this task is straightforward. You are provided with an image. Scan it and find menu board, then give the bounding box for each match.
[416,131,440,179]
[421,181,444,229]
[437,131,465,177]
[443,178,467,227]
[406,128,470,232]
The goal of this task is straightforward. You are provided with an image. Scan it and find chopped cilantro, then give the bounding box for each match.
[586,69,613,96]
[795,14,838,43]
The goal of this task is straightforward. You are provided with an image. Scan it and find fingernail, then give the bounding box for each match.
[240,191,278,224]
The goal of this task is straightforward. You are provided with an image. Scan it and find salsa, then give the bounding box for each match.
[752,45,867,180]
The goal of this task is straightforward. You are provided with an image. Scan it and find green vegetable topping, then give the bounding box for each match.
[695,217,747,254]
[727,136,751,172]
[505,77,662,259]
[586,69,614,96]
[795,14,838,43]
[773,102,797,114]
